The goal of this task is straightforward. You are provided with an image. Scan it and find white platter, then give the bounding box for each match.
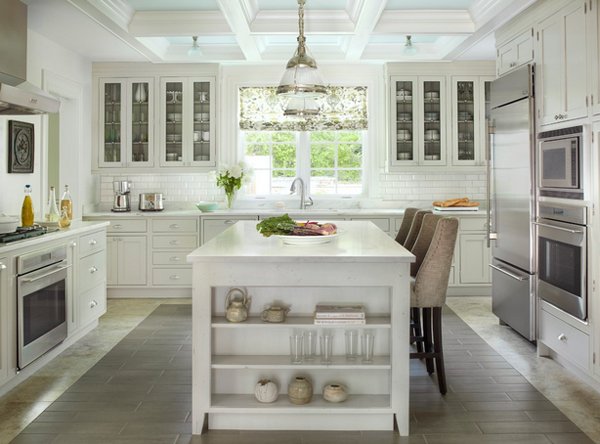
[433,206,479,212]
[276,232,339,245]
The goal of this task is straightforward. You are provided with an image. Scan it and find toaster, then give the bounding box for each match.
[139,193,164,211]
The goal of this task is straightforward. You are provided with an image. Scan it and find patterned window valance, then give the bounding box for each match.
[239,86,368,132]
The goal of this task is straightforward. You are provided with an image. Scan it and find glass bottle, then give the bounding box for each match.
[45,186,60,222]
[21,184,34,227]
[60,185,73,220]
[58,207,71,229]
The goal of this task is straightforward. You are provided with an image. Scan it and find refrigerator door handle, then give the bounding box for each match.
[489,264,529,281]
[487,120,496,247]
[532,221,584,234]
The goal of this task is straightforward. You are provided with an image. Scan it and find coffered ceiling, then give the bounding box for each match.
[23,0,537,64]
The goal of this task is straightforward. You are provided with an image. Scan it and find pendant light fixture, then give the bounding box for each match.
[187,36,201,56]
[283,97,320,118]
[276,0,326,99]
[403,35,418,56]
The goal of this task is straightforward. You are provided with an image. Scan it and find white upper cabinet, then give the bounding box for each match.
[537,0,589,126]
[590,0,600,115]
[497,29,534,77]
[451,77,480,166]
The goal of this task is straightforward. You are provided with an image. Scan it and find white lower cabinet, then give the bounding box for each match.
[76,229,108,329]
[202,216,257,244]
[454,216,491,286]
[107,236,147,286]
[0,257,9,386]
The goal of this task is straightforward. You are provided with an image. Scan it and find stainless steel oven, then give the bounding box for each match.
[534,202,587,320]
[538,125,583,199]
[17,245,69,369]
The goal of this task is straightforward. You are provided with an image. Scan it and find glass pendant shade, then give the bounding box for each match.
[187,36,201,56]
[283,96,320,117]
[404,35,418,56]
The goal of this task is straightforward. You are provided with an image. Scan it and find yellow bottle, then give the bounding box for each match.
[60,184,73,220]
[21,184,34,227]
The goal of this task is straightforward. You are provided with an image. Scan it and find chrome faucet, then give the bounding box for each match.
[290,177,314,210]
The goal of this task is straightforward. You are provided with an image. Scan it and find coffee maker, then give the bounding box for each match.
[112,180,131,212]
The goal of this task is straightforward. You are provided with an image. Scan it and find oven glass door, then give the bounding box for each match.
[540,138,578,189]
[536,221,586,320]
[23,279,66,346]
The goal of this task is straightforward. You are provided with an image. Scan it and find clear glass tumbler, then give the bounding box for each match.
[320,331,334,364]
[289,332,304,364]
[345,329,360,360]
[361,330,375,364]
[303,330,317,361]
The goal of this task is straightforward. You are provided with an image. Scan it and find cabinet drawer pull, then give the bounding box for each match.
[113,224,122,229]
[169,274,181,280]
[70,241,77,248]
[224,220,235,225]
[169,224,180,229]
[89,239,97,246]
[0,263,6,270]
[90,300,98,308]
[169,256,181,262]
[169,240,179,245]
[89,266,98,274]
[558,333,567,342]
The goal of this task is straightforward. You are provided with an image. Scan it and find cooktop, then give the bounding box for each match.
[0,226,48,244]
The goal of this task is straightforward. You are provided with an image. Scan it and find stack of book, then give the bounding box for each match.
[314,304,366,325]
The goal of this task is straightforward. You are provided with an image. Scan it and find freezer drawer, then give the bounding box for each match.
[491,259,535,340]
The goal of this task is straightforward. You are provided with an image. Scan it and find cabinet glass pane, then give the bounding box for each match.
[165,81,183,162]
[395,81,414,161]
[103,83,121,163]
[423,81,441,160]
[193,81,211,161]
[456,81,475,161]
[131,82,149,163]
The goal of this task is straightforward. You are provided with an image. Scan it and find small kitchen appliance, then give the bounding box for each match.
[112,180,131,212]
[139,193,164,211]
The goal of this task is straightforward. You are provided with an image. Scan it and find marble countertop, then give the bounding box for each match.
[187,221,416,263]
[0,221,109,255]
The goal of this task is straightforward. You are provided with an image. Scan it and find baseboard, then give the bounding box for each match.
[446,286,491,296]
[108,288,192,298]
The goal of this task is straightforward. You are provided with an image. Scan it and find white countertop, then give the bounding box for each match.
[187,220,416,263]
[0,221,109,255]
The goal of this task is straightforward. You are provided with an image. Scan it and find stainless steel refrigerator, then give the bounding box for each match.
[488,64,536,341]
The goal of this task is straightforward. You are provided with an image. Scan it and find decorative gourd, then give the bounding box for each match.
[254,379,278,403]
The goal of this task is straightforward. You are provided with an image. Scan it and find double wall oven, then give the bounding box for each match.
[17,245,69,369]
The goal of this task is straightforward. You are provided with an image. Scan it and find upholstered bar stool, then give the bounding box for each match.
[403,209,432,251]
[395,208,418,245]
[409,217,459,395]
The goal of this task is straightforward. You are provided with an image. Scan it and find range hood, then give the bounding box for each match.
[0,0,60,114]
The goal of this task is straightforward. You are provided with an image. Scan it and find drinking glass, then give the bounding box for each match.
[289,332,304,364]
[320,331,334,364]
[345,329,360,361]
[303,330,317,361]
[361,330,375,364]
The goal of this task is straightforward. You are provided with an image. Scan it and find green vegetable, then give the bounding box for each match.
[256,214,297,237]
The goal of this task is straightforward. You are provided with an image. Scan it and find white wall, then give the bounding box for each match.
[0,29,92,219]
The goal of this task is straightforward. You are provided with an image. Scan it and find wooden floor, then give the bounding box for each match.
[9,305,594,444]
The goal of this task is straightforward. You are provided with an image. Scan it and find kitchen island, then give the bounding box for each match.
[187,220,414,435]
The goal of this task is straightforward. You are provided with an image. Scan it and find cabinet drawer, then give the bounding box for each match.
[79,250,106,293]
[79,284,106,327]
[152,251,193,266]
[153,235,198,249]
[459,217,487,232]
[79,231,106,257]
[350,217,390,233]
[152,268,192,286]
[108,219,147,233]
[539,309,589,370]
[152,219,198,233]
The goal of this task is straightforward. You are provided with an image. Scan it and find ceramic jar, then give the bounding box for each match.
[323,383,348,403]
[225,287,251,323]
[261,305,290,323]
[287,376,313,405]
[254,379,278,403]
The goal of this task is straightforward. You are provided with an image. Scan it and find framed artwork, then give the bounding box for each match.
[8,120,34,173]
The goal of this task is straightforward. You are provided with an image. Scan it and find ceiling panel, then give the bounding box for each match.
[256,0,349,10]
[127,0,220,11]
[385,0,474,9]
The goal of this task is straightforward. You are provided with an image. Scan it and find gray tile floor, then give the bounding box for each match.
[10,305,594,444]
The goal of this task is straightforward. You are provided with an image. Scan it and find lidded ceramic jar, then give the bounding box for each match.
[323,383,348,403]
[287,376,313,405]
[261,305,290,323]
[254,379,278,403]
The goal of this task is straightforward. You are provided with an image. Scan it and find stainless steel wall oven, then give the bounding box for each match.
[535,202,587,320]
[17,245,69,369]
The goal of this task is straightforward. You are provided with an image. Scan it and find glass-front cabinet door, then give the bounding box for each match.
[451,77,480,165]
[390,77,417,165]
[98,78,154,168]
[160,77,216,167]
[419,77,446,165]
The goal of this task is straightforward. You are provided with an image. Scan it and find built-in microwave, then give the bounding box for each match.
[538,125,583,199]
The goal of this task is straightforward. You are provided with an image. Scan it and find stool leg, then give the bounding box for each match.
[433,306,447,394]
[411,307,424,353]
[423,308,434,374]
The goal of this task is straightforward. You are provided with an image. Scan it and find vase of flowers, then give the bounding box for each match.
[215,162,252,209]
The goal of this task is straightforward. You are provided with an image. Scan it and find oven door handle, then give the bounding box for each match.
[532,221,584,234]
[20,264,71,283]
[489,264,529,281]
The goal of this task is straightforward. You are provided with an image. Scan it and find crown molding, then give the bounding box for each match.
[240,0,259,22]
[375,10,475,34]
[217,0,262,61]
[344,0,387,60]
[85,0,134,30]
[129,11,232,36]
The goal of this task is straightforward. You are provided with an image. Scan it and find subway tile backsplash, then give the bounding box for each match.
[96,169,487,206]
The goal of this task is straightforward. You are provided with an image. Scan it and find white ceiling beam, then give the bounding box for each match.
[217,0,262,62]
[250,10,355,34]
[374,10,475,34]
[128,11,232,36]
[344,0,387,60]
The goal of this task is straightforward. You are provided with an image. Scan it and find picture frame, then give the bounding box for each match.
[8,120,34,173]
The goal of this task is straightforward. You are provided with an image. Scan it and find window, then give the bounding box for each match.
[239,86,367,197]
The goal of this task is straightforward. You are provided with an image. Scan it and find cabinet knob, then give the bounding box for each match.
[169,256,181,262]
[169,224,180,229]
[0,263,6,270]
[90,300,98,308]
[89,239,97,246]
[169,240,179,245]
[169,274,181,280]
[89,266,98,274]
[70,241,77,248]
[225,220,235,225]
[557,333,567,342]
